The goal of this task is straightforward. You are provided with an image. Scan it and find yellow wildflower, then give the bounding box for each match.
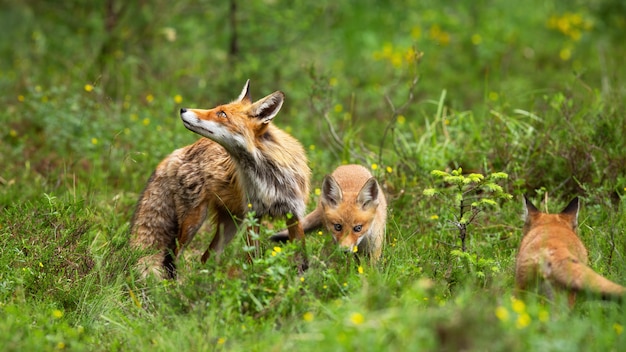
[495,306,509,322]
[559,47,572,61]
[511,298,526,314]
[84,84,94,92]
[350,312,365,325]
[471,34,482,45]
[516,313,531,329]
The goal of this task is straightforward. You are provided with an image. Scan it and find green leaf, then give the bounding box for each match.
[454,193,463,206]
[489,172,509,180]
[444,175,464,185]
[423,188,437,197]
[467,173,485,183]
[479,198,498,207]
[430,170,449,178]
[483,183,503,193]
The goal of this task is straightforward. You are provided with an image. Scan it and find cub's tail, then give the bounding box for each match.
[270,208,324,243]
[551,257,625,301]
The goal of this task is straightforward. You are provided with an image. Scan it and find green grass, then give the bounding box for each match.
[2,0,626,351]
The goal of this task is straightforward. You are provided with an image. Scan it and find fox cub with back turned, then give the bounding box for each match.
[130,80,310,278]
[272,164,387,264]
[516,196,625,305]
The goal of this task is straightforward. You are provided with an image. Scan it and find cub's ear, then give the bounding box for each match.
[321,175,342,208]
[250,91,284,124]
[357,177,380,211]
[523,195,539,222]
[561,197,580,228]
[237,79,251,102]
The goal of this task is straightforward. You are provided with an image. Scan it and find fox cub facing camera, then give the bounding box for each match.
[272,164,387,264]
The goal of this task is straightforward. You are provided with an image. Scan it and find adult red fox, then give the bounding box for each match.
[271,164,387,264]
[130,80,310,278]
[516,196,625,305]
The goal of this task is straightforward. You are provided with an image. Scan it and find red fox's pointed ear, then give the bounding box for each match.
[321,175,342,208]
[357,178,380,211]
[250,91,284,124]
[561,197,579,228]
[237,79,251,102]
[523,195,539,221]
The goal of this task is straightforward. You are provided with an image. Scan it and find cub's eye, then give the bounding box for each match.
[216,111,227,118]
[333,224,342,232]
[353,225,363,233]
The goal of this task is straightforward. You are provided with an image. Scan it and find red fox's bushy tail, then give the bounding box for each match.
[548,255,625,301]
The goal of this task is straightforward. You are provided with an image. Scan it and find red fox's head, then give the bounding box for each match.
[523,195,579,236]
[180,80,284,153]
[320,176,381,252]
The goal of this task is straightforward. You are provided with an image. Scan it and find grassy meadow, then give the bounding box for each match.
[2,0,626,350]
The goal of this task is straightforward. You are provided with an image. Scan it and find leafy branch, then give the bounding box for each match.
[424,168,512,252]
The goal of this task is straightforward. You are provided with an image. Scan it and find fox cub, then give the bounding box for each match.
[130,80,310,278]
[516,196,625,305]
[272,164,387,264]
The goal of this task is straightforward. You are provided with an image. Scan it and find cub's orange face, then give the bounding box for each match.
[320,176,380,252]
[323,202,378,251]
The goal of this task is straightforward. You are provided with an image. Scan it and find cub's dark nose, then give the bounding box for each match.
[180,108,187,114]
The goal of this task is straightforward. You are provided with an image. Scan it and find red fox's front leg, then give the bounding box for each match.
[287,216,308,272]
[201,208,238,263]
[176,202,208,257]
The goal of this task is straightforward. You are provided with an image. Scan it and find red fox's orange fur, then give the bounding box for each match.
[271,164,387,264]
[516,196,625,305]
[130,80,310,278]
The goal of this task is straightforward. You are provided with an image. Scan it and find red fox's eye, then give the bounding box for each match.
[353,225,362,233]
[333,224,342,232]
[217,111,227,118]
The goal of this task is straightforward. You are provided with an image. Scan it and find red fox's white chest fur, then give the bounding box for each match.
[272,164,387,264]
[515,196,624,304]
[130,80,310,278]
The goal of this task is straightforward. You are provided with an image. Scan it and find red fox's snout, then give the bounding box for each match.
[335,233,366,253]
[180,108,217,137]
